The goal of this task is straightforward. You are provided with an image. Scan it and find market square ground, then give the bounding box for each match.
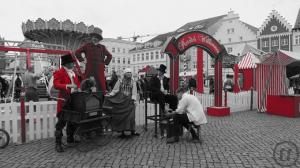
[0,111,300,168]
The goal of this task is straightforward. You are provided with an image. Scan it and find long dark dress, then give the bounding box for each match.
[103,79,136,131]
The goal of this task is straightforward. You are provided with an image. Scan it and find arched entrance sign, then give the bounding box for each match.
[162,30,229,113]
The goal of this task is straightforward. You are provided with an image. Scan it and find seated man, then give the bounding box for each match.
[149,64,178,113]
[165,86,207,143]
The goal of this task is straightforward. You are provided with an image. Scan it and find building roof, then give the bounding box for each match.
[241,21,259,34]
[258,10,292,35]
[175,15,226,33]
[293,8,300,30]
[241,44,266,56]
[131,15,226,52]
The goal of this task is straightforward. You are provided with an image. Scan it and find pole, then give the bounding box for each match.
[20,88,26,143]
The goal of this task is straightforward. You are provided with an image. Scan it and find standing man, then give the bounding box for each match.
[165,86,207,143]
[53,54,81,153]
[75,28,112,94]
[24,66,41,102]
[149,64,178,113]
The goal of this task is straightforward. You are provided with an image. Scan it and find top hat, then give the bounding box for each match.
[90,27,103,41]
[157,64,167,73]
[61,54,74,65]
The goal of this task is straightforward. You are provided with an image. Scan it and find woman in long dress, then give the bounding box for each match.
[104,68,140,138]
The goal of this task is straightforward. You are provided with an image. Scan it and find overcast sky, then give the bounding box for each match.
[1,0,299,42]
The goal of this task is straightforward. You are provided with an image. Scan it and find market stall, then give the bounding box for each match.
[256,50,300,117]
[237,52,260,91]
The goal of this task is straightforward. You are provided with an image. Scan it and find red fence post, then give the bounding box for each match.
[20,88,26,143]
[224,91,228,107]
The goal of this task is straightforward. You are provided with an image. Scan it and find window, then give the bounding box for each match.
[117,48,120,53]
[240,36,243,41]
[155,51,159,59]
[142,53,144,61]
[272,40,278,46]
[123,58,126,64]
[128,58,130,64]
[133,55,136,62]
[123,49,125,53]
[295,35,300,45]
[150,52,154,60]
[281,39,288,46]
[117,58,120,63]
[137,54,140,61]
[112,57,115,63]
[227,47,233,53]
[228,38,232,42]
[263,41,268,47]
[227,28,234,34]
[146,53,149,60]
[161,54,164,59]
[112,47,115,53]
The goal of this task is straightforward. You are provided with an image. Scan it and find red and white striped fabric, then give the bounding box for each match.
[238,52,260,69]
[262,50,300,66]
[255,64,287,112]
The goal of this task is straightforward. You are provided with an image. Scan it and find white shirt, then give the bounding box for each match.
[175,92,207,125]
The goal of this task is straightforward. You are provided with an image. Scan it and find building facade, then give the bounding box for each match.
[100,38,138,77]
[257,10,293,53]
[292,8,300,52]
[129,11,258,79]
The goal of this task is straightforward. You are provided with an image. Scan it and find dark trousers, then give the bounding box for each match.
[173,113,197,138]
[151,91,178,113]
[55,112,77,144]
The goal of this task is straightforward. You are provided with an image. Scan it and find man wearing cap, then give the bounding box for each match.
[75,28,112,95]
[53,54,81,153]
[149,64,178,113]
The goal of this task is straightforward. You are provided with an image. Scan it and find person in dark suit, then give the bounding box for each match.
[149,64,178,113]
[53,54,81,153]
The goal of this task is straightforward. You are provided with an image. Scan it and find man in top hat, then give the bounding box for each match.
[53,53,81,152]
[75,28,112,95]
[149,64,178,113]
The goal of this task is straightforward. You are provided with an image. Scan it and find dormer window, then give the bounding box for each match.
[153,40,162,47]
[194,25,203,29]
[177,29,185,32]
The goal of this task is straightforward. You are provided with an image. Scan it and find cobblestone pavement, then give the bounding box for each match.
[1,111,300,168]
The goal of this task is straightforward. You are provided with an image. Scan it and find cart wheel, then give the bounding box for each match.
[93,117,113,146]
[0,129,10,149]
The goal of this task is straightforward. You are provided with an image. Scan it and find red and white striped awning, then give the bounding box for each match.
[238,52,260,69]
[262,50,300,66]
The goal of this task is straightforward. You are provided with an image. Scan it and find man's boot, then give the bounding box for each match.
[55,130,64,153]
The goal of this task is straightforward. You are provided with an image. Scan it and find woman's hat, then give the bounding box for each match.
[61,54,74,65]
[157,64,167,73]
[123,68,132,73]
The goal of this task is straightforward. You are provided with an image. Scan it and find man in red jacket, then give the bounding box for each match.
[53,54,81,153]
[75,28,112,94]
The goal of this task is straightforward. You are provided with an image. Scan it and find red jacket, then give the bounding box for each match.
[53,68,81,114]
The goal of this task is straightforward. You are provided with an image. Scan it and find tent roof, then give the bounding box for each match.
[261,50,300,66]
[238,52,260,69]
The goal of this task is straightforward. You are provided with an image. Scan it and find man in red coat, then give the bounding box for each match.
[53,54,81,153]
[75,28,112,94]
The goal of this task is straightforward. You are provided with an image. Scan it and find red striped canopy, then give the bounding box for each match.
[238,52,260,69]
[262,50,300,66]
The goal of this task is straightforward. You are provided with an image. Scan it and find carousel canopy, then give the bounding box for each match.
[238,52,260,69]
[262,50,300,66]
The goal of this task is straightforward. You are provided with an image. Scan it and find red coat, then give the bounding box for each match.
[53,68,81,114]
[75,43,112,93]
